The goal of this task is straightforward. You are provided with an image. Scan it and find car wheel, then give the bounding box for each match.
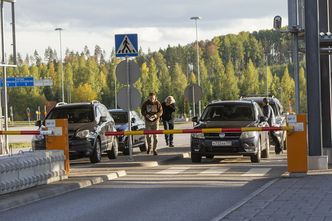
[90,139,102,163]
[261,135,270,158]
[107,137,119,159]
[251,138,261,163]
[191,152,202,163]
[206,154,214,159]
[139,143,147,152]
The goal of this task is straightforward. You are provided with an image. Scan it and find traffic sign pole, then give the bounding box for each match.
[192,84,196,117]
[126,57,133,160]
[3,66,8,154]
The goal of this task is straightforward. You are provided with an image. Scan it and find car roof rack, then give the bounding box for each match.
[55,102,67,107]
[240,94,275,98]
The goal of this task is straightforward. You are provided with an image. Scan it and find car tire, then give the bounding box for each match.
[251,138,261,163]
[261,135,270,158]
[90,139,102,163]
[206,154,214,159]
[108,137,119,159]
[191,152,202,163]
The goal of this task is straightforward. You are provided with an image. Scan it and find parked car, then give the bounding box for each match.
[32,101,119,163]
[241,96,287,149]
[109,109,146,155]
[191,100,270,163]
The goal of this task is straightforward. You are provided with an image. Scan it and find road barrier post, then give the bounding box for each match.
[286,114,308,173]
[45,119,70,175]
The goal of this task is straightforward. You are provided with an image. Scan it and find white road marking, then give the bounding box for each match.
[157,166,191,175]
[241,168,271,177]
[200,167,230,175]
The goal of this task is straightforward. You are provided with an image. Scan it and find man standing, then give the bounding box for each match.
[262,98,282,154]
[161,96,176,147]
[141,92,163,155]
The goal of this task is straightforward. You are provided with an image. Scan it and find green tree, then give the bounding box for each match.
[299,67,307,113]
[224,61,239,99]
[239,59,259,96]
[280,66,295,111]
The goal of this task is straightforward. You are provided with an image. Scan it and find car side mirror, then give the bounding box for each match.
[131,117,136,124]
[35,120,41,127]
[192,116,198,123]
[100,116,107,123]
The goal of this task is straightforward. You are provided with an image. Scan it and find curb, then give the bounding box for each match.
[0,170,126,213]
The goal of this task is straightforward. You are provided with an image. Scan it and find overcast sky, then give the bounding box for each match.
[2,0,288,59]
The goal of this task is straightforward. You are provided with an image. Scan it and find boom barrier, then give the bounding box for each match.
[105,126,294,136]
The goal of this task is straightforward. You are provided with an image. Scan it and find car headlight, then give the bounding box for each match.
[240,131,257,139]
[76,130,91,138]
[192,133,205,139]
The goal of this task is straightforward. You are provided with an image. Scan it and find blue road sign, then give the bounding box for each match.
[115,34,138,57]
[0,77,34,87]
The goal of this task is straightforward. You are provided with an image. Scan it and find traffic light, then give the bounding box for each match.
[273,15,282,30]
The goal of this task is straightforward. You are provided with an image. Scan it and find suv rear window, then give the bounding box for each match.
[47,106,94,123]
[201,104,255,121]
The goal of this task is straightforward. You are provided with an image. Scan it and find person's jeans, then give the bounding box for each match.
[145,121,159,150]
[163,120,174,145]
[270,131,281,153]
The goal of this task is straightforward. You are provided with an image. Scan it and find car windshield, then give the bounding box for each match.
[201,104,255,121]
[47,106,94,123]
[109,112,128,124]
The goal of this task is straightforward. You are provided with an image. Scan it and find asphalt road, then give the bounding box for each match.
[0,125,287,221]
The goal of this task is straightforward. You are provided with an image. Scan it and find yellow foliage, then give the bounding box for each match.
[72,83,97,102]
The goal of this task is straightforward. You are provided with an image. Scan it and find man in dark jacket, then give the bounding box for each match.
[161,96,176,147]
[262,98,282,154]
[141,92,163,155]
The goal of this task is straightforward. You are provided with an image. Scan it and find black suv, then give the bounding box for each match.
[241,96,287,149]
[109,109,146,155]
[32,101,118,163]
[191,100,270,163]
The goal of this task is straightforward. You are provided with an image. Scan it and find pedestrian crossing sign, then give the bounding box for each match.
[115,34,138,57]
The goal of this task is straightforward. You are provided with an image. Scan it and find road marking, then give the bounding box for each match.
[241,168,271,177]
[157,166,190,175]
[200,167,230,175]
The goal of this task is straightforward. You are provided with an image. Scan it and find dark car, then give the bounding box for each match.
[191,100,270,163]
[32,101,118,163]
[241,96,287,148]
[108,109,146,155]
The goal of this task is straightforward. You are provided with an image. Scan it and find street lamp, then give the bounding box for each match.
[190,16,202,117]
[55,27,65,102]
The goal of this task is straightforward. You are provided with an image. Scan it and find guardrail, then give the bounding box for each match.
[105,126,294,136]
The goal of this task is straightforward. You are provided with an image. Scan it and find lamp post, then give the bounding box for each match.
[190,16,202,117]
[55,27,64,102]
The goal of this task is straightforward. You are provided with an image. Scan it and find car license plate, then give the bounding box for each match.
[212,141,232,146]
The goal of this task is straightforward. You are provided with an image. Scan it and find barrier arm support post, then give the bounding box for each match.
[287,114,308,174]
[45,119,70,175]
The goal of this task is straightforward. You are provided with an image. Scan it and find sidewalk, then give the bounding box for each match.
[219,170,332,221]
[0,145,188,213]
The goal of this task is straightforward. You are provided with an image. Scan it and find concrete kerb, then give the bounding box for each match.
[0,170,126,213]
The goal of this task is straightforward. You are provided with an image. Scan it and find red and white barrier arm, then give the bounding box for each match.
[0,130,53,135]
[105,126,294,136]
